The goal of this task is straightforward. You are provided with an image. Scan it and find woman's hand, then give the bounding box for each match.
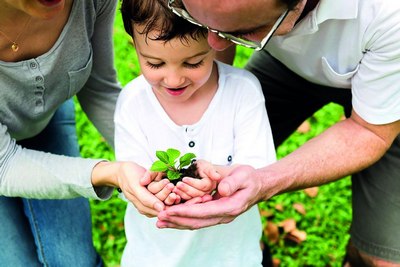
[91,161,165,217]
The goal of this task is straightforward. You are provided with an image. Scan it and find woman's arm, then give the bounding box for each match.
[0,122,112,199]
[77,0,121,146]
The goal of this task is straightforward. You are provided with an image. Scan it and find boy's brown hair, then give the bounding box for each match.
[121,0,208,43]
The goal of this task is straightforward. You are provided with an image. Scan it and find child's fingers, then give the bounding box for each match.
[196,160,222,181]
[164,192,178,206]
[155,184,175,201]
[181,177,216,192]
[174,194,182,205]
[172,186,193,200]
[147,179,170,194]
[174,181,207,199]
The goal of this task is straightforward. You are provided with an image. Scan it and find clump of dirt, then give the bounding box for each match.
[170,162,201,185]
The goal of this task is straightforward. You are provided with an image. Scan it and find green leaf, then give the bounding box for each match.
[179,152,196,168]
[150,160,168,172]
[166,148,180,165]
[167,170,182,180]
[155,151,169,164]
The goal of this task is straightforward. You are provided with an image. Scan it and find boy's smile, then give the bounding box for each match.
[132,24,217,106]
[165,86,188,96]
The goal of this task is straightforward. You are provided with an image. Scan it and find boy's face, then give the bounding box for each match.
[133,24,217,105]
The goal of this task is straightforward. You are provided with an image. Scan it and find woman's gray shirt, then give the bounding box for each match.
[0,0,121,199]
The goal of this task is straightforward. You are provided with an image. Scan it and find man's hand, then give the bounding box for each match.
[156,165,262,229]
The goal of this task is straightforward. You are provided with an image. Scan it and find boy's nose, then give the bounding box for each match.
[164,72,185,88]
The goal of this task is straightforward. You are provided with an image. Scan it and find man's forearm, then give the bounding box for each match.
[255,118,396,200]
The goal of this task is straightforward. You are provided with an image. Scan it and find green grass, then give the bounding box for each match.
[75,9,352,267]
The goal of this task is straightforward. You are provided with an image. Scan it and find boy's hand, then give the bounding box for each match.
[173,177,215,200]
[173,160,220,200]
[156,165,257,230]
[147,178,182,205]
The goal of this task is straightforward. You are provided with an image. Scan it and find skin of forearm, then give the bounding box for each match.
[256,117,397,201]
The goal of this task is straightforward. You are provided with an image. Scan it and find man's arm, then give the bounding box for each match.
[157,110,400,229]
[258,110,400,199]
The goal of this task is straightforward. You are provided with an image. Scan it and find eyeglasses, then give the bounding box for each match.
[168,0,288,51]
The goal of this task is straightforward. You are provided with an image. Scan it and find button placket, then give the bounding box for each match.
[183,126,197,150]
[30,60,45,113]
[30,62,37,69]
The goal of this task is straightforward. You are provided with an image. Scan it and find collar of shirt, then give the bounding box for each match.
[290,0,358,36]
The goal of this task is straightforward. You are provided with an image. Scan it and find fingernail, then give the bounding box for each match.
[154,202,163,212]
[157,222,166,228]
[167,183,175,190]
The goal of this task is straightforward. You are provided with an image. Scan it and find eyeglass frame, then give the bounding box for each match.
[168,0,289,51]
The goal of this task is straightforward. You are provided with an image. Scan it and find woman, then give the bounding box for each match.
[0,0,145,265]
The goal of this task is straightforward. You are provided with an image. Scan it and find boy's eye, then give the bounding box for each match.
[145,60,204,69]
[146,62,164,69]
[184,60,204,69]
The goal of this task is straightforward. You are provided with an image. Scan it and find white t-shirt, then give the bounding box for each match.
[114,61,276,267]
[267,0,400,124]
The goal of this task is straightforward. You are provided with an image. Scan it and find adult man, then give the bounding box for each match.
[154,0,400,266]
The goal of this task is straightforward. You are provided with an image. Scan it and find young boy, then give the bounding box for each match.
[114,0,276,266]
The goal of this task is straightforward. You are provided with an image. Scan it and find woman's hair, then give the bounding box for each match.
[121,0,207,43]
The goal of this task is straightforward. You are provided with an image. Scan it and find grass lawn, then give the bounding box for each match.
[75,8,352,267]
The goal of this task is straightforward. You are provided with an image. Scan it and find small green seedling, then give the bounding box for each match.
[150,148,196,181]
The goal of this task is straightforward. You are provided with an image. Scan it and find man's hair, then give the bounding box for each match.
[121,0,207,43]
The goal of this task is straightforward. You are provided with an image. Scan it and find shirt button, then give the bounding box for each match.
[30,62,37,69]
[227,155,232,162]
[188,141,195,147]
[34,91,43,97]
[35,76,43,82]
[35,99,43,106]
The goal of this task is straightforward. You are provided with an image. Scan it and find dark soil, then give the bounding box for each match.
[170,162,201,185]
